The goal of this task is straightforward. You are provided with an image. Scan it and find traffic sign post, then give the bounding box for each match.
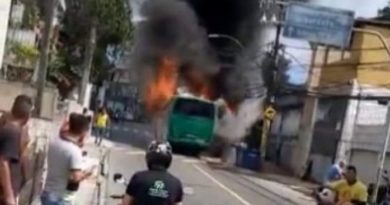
[264,106,276,119]
[261,106,277,159]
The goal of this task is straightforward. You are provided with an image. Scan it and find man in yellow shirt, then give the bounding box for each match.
[329,165,367,205]
[94,107,110,145]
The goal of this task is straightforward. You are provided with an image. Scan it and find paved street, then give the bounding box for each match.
[102,122,315,205]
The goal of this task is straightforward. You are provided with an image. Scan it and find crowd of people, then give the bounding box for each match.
[0,95,183,205]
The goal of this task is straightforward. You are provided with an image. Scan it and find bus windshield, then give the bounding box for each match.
[173,98,215,119]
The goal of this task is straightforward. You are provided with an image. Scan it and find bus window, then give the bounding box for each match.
[173,99,215,119]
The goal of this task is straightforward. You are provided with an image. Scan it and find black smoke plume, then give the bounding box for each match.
[132,0,265,105]
[132,0,266,140]
[132,0,218,81]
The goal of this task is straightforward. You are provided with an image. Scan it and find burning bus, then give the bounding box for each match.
[129,0,266,148]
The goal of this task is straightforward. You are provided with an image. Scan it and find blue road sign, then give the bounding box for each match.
[283,3,355,48]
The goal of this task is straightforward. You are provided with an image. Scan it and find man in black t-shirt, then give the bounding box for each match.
[122,141,183,205]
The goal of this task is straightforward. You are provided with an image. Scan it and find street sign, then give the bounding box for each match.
[264,106,276,119]
[283,3,355,48]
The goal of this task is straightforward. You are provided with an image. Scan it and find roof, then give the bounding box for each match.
[355,18,390,28]
[174,93,216,104]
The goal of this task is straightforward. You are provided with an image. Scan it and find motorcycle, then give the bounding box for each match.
[315,186,338,205]
[110,173,128,200]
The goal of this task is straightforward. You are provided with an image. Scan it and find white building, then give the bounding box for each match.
[0,0,11,69]
[337,81,390,184]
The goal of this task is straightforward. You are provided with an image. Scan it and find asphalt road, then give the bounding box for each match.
[104,122,315,205]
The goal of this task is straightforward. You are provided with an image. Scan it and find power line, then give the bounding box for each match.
[282,44,390,52]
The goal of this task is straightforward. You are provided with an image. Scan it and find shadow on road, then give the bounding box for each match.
[206,162,316,196]
[104,122,155,150]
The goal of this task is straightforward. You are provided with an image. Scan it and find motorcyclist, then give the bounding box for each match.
[328,165,368,205]
[122,141,183,205]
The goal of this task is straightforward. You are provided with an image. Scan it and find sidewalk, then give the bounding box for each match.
[259,162,318,196]
[74,137,113,205]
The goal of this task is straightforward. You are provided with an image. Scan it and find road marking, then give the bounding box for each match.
[192,164,252,205]
[183,187,194,195]
[125,151,145,155]
[181,159,201,164]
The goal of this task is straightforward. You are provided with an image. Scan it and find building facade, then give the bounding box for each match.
[295,19,390,183]
[0,0,11,69]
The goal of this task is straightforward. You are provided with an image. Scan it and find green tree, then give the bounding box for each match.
[379,2,390,19]
[54,0,133,83]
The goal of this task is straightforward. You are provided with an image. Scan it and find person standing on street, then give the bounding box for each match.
[0,95,33,205]
[94,107,109,145]
[41,113,95,205]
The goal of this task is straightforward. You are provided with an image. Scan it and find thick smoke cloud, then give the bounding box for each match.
[186,0,261,49]
[132,0,218,87]
[131,0,267,140]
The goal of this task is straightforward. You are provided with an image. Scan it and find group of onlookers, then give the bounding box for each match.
[0,94,112,205]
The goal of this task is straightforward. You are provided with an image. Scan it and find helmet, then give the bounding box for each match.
[316,187,337,204]
[146,141,173,170]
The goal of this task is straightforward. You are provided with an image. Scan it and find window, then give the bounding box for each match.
[173,98,215,119]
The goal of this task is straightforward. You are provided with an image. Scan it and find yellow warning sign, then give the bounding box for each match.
[264,106,276,119]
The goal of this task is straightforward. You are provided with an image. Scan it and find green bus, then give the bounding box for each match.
[166,96,220,151]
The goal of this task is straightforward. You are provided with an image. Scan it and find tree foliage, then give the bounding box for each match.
[379,2,390,19]
[54,0,133,83]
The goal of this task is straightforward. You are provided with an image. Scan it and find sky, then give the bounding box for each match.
[128,0,390,85]
[285,0,389,85]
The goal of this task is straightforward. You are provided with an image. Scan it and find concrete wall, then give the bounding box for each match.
[268,108,301,168]
[0,0,11,68]
[292,97,318,176]
[310,154,332,183]
[0,80,58,119]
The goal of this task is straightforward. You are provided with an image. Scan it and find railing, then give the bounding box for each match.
[18,118,59,205]
[97,146,111,205]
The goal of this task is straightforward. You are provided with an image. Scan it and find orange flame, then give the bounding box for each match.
[144,57,178,115]
[183,68,217,100]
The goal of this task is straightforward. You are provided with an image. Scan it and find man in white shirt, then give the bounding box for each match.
[41,113,94,205]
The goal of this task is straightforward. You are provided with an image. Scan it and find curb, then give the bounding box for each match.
[97,145,111,205]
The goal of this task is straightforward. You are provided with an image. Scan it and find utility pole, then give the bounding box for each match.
[78,19,97,106]
[371,103,390,203]
[260,0,284,159]
[35,0,56,116]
